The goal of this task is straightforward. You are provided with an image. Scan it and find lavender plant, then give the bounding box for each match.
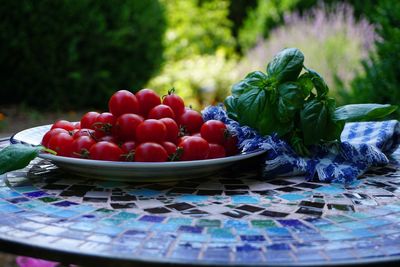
[238,3,376,104]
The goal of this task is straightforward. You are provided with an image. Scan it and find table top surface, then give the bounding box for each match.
[1,139,400,266]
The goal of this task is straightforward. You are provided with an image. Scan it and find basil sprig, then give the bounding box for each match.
[225,48,397,156]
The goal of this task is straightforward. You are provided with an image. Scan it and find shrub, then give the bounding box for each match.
[350,0,400,118]
[237,3,376,104]
[0,0,166,110]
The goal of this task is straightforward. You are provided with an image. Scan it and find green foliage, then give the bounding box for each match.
[238,0,301,51]
[148,0,238,108]
[161,0,236,61]
[350,0,400,118]
[0,0,166,110]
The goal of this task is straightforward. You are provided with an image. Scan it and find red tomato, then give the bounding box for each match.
[135,142,168,162]
[200,120,227,145]
[207,143,226,159]
[224,135,239,156]
[89,141,123,161]
[73,129,95,139]
[114,114,144,141]
[120,141,136,161]
[121,141,136,153]
[159,118,179,143]
[135,89,161,117]
[80,111,100,129]
[179,109,204,134]
[98,135,119,144]
[163,89,185,117]
[47,132,74,157]
[42,128,69,147]
[178,136,210,161]
[175,135,189,145]
[74,122,81,129]
[148,104,175,120]
[136,119,167,143]
[108,90,140,117]
[71,136,96,158]
[93,112,116,135]
[161,141,177,157]
[51,120,75,131]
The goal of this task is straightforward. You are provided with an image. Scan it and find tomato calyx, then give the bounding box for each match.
[121,151,135,161]
[162,87,176,99]
[72,148,90,159]
[168,147,183,161]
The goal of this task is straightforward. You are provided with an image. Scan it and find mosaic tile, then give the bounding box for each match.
[0,149,399,266]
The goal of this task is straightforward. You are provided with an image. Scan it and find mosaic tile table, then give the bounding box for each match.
[1,139,400,266]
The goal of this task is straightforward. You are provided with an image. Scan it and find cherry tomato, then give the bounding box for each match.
[207,143,226,159]
[51,120,75,131]
[200,120,227,145]
[159,118,179,143]
[108,90,140,117]
[114,114,144,141]
[74,122,81,129]
[175,135,189,145]
[224,135,239,156]
[136,119,167,143]
[178,136,210,161]
[179,109,204,134]
[135,142,168,162]
[93,112,115,135]
[80,111,100,129]
[47,132,74,157]
[148,104,175,120]
[89,141,123,161]
[73,129,95,139]
[161,141,177,157]
[120,141,136,161]
[163,89,185,117]
[121,141,136,153]
[71,136,96,158]
[135,88,161,117]
[42,128,69,147]
[98,135,119,144]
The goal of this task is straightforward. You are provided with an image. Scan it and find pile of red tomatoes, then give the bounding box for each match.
[41,89,238,162]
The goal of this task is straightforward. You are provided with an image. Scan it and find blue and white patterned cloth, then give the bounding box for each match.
[202,105,400,184]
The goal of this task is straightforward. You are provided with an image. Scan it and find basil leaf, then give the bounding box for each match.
[297,72,314,96]
[300,99,329,146]
[231,71,268,97]
[324,98,344,142]
[333,104,398,122]
[266,48,304,83]
[0,144,41,175]
[236,89,268,129]
[224,95,239,121]
[277,82,304,123]
[303,67,329,98]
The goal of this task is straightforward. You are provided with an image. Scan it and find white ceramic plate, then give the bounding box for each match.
[10,124,266,182]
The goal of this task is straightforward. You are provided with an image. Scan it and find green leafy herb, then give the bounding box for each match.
[225,47,398,156]
[0,144,54,175]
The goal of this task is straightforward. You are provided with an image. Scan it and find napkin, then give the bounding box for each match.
[202,105,400,184]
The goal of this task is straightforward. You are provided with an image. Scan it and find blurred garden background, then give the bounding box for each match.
[1,0,400,139]
[0,0,399,265]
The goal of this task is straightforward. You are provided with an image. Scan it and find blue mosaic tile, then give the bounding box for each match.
[1,147,400,266]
